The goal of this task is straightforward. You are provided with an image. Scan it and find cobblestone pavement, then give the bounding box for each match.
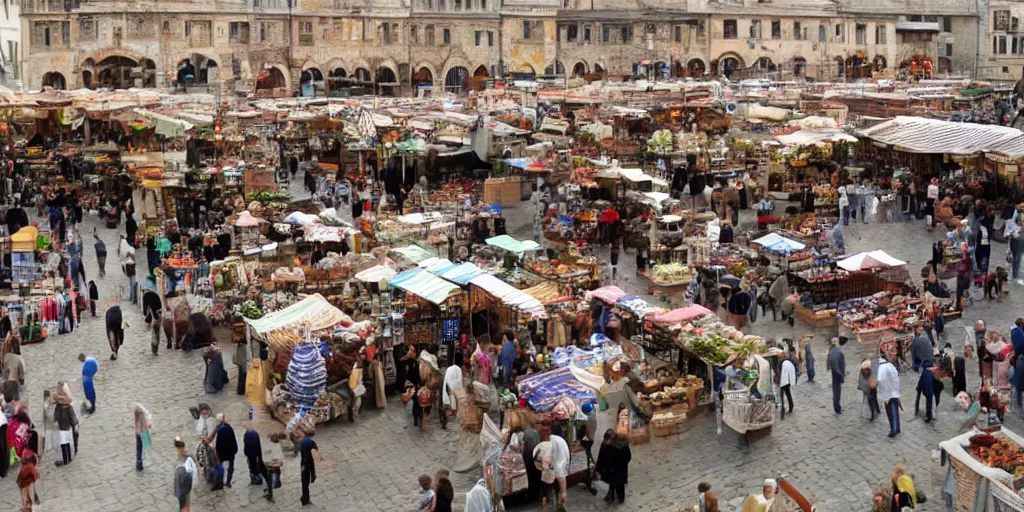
[1,194,1021,511]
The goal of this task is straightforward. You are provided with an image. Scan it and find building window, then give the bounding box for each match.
[230,22,250,43]
[908,15,922,22]
[749,20,761,39]
[818,24,826,42]
[855,23,865,44]
[382,23,391,44]
[834,23,844,43]
[475,30,481,46]
[481,0,486,9]
[723,19,737,39]
[771,20,780,40]
[995,10,1010,32]
[602,25,610,43]
[946,42,953,56]
[425,25,435,45]
[567,24,578,42]
[674,25,682,43]
[79,17,97,41]
[697,21,705,37]
[942,16,951,32]
[620,25,632,43]
[1015,17,1021,32]
[523,20,531,39]
[260,22,268,42]
[923,15,937,22]
[410,25,418,44]
[583,24,591,43]
[299,21,314,46]
[995,35,1007,54]
[488,30,493,46]
[793,21,803,40]
[162,21,171,34]
[1013,38,1019,55]
[875,24,886,44]
[185,21,191,37]
[442,27,450,45]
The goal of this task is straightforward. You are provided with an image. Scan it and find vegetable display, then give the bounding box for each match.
[241,300,265,320]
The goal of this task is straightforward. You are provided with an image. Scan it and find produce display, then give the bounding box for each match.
[240,300,265,320]
[247,190,292,202]
[968,432,1024,478]
[838,292,920,333]
[677,315,765,365]
[650,263,692,286]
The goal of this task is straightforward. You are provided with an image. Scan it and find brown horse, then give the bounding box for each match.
[162,296,191,349]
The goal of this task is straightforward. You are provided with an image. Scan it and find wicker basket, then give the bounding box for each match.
[992,480,1024,512]
[950,457,982,512]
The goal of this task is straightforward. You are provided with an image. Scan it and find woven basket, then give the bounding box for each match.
[992,480,1024,512]
[950,457,981,512]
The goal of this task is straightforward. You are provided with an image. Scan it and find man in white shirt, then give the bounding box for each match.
[779,353,797,418]
[550,433,571,507]
[877,352,901,438]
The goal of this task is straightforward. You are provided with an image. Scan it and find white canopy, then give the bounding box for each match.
[837,250,907,271]
[752,233,806,254]
[354,265,398,283]
[245,294,348,335]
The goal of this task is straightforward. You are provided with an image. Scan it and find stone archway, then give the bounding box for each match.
[572,61,587,78]
[792,57,807,77]
[544,61,565,76]
[300,67,323,97]
[375,66,398,96]
[713,53,745,78]
[473,65,489,79]
[686,58,706,77]
[42,72,67,90]
[96,55,138,89]
[176,54,218,86]
[873,55,887,72]
[256,66,287,91]
[444,66,469,92]
[353,68,371,82]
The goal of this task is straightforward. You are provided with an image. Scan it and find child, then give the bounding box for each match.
[416,385,434,431]
[418,474,435,512]
[87,280,100,317]
[18,448,39,510]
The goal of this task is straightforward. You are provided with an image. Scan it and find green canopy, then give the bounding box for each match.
[485,235,541,254]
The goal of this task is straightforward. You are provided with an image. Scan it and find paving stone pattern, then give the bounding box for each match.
[0,189,1019,511]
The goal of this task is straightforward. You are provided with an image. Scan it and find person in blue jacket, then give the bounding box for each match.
[79,354,98,414]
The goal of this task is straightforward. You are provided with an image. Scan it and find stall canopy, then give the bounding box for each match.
[837,250,907,271]
[857,116,1024,158]
[589,285,627,304]
[485,235,541,254]
[469,274,545,316]
[245,293,347,335]
[11,226,38,252]
[231,210,264,227]
[434,262,487,285]
[752,233,807,254]
[390,244,438,264]
[388,267,460,304]
[354,265,398,283]
[650,305,713,325]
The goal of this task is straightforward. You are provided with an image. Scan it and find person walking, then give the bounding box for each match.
[87,280,99,317]
[17,448,39,510]
[173,437,197,512]
[1006,210,1024,285]
[779,351,796,418]
[878,350,901,438]
[242,423,264,486]
[134,404,153,470]
[1014,351,1024,409]
[122,253,137,305]
[826,337,846,414]
[69,252,86,291]
[609,433,632,503]
[299,431,322,506]
[105,305,124,360]
[915,362,937,422]
[858,359,882,422]
[80,354,97,414]
[93,228,106,278]
[209,413,237,490]
[434,469,454,512]
[233,342,248,396]
[142,287,163,353]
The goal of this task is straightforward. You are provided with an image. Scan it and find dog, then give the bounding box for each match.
[982,266,1010,299]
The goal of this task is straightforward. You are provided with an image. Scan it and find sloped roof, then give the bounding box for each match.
[857,116,1024,158]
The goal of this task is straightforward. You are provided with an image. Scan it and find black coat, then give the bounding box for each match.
[213,423,238,461]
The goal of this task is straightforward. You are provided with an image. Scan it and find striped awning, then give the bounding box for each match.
[244,293,347,335]
[388,268,460,305]
[857,116,1024,158]
[434,262,488,285]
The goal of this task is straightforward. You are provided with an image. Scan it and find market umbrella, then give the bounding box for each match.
[836,250,907,271]
[720,274,741,288]
[599,208,620,224]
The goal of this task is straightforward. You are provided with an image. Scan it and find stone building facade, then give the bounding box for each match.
[980,0,1024,81]
[18,0,986,94]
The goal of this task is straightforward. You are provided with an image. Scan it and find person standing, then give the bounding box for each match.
[1007,208,1024,285]
[804,340,816,384]
[80,354,97,414]
[926,178,940,227]
[93,229,106,277]
[434,469,454,512]
[417,474,436,512]
[209,413,237,490]
[53,387,77,467]
[134,404,152,470]
[609,433,633,504]
[104,305,124,360]
[2,338,25,397]
[242,423,264,486]
[779,351,796,419]
[910,324,933,372]
[299,431,322,506]
[17,449,39,510]
[826,337,846,414]
[173,437,197,512]
[976,221,991,277]
[233,342,248,396]
[69,252,86,291]
[878,350,901,438]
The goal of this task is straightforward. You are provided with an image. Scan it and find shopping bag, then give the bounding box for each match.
[141,431,153,450]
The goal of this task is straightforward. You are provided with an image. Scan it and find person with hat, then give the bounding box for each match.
[52,384,77,467]
[740,479,778,512]
[173,437,197,512]
[826,337,846,414]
